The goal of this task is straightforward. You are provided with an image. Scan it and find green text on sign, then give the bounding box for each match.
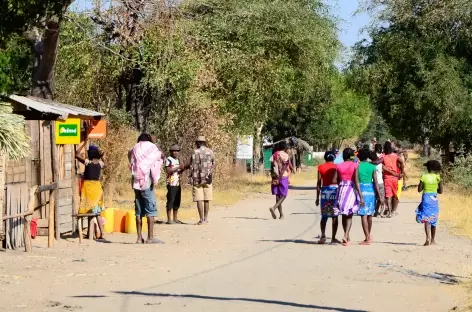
[58,124,78,137]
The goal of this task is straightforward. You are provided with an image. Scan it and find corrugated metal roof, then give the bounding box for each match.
[9,95,104,121]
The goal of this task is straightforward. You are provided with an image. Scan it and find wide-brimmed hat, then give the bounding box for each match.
[196,136,206,142]
[170,144,180,151]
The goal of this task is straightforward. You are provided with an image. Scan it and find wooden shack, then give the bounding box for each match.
[1,95,104,249]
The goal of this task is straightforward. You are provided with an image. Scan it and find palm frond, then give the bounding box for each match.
[0,102,30,160]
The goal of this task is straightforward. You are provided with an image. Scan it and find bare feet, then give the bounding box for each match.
[136,238,144,244]
[269,208,277,219]
[330,239,342,244]
[431,241,437,245]
[279,214,284,220]
[318,237,327,244]
[424,240,431,246]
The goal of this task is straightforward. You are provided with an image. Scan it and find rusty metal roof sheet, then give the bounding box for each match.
[9,95,104,121]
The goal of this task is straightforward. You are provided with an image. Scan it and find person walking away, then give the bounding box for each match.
[370,151,385,217]
[130,133,163,244]
[165,144,185,224]
[416,160,443,246]
[332,148,363,246]
[189,136,215,225]
[76,140,106,240]
[356,149,382,245]
[382,141,404,217]
[270,141,292,219]
[315,151,340,244]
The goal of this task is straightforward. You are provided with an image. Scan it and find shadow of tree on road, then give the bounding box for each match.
[112,291,368,311]
[223,217,270,220]
[258,239,318,245]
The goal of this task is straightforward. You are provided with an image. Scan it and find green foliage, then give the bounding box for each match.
[0,35,33,94]
[450,156,472,190]
[182,0,339,132]
[352,0,472,150]
[0,0,70,43]
[359,109,394,144]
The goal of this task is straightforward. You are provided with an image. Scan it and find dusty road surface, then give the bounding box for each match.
[1,184,472,312]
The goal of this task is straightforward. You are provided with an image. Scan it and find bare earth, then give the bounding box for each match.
[1,183,472,312]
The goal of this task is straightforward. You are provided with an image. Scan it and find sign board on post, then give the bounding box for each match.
[55,118,81,145]
[87,119,107,139]
[236,135,254,160]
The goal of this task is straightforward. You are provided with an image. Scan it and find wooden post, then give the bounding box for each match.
[71,145,78,232]
[48,188,55,247]
[23,186,37,252]
[50,122,60,243]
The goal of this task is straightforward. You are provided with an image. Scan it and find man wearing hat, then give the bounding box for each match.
[189,136,215,224]
[165,144,185,224]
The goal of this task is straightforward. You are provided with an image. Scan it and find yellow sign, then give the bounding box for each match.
[55,118,81,145]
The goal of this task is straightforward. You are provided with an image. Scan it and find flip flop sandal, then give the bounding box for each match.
[342,239,350,246]
[174,220,185,224]
[136,238,145,244]
[197,221,204,225]
[318,238,327,245]
[145,238,165,244]
[359,241,370,246]
[368,236,374,243]
[166,221,174,225]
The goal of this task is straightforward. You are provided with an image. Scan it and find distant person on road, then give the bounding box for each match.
[270,141,292,220]
[382,141,404,218]
[416,160,443,246]
[370,151,385,217]
[332,148,363,246]
[189,136,215,225]
[356,149,382,245]
[165,144,186,225]
[333,148,343,165]
[130,133,163,244]
[315,151,340,244]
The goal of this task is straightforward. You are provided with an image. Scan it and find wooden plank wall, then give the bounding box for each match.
[57,144,73,234]
[0,154,5,240]
[4,183,28,249]
[2,120,75,239]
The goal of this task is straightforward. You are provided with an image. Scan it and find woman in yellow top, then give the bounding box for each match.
[416,160,443,246]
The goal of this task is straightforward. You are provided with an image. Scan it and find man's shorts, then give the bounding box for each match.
[193,184,213,202]
[384,178,399,199]
[134,186,158,217]
[166,185,181,210]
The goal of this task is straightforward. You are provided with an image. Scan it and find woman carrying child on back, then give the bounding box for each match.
[416,160,443,246]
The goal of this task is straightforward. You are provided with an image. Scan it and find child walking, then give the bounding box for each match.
[416,160,443,246]
[165,144,185,224]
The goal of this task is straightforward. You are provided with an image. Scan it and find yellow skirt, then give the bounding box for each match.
[397,180,403,200]
[79,180,104,214]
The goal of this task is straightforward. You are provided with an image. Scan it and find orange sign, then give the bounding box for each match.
[87,120,107,139]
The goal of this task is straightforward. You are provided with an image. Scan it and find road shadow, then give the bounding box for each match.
[289,185,317,191]
[376,263,464,285]
[113,291,368,311]
[378,241,418,246]
[291,212,316,215]
[223,217,270,221]
[71,295,107,298]
[258,239,317,245]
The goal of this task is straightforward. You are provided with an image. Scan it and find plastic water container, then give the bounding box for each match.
[114,209,126,233]
[125,210,148,233]
[100,208,115,233]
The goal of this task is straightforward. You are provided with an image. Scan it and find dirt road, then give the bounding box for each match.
[1,184,471,312]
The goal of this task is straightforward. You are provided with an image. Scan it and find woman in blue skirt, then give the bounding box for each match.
[356,149,382,245]
[416,160,443,246]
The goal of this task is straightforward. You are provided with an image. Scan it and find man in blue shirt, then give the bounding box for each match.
[333,148,343,164]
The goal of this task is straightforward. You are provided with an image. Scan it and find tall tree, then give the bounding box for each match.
[351,0,472,156]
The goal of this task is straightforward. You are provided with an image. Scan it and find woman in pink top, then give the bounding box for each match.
[332,148,364,246]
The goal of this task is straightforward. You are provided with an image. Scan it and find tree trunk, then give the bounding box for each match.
[442,139,451,165]
[253,123,264,173]
[422,137,430,157]
[31,18,61,99]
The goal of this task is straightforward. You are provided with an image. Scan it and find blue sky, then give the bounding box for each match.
[328,0,370,48]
